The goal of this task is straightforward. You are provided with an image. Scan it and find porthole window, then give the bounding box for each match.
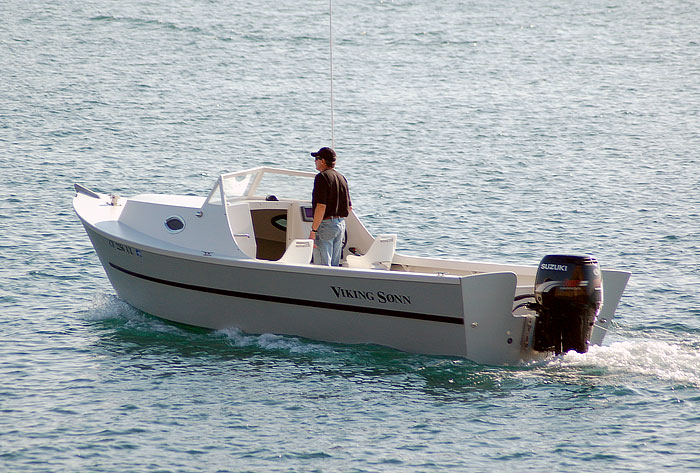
[164,216,185,233]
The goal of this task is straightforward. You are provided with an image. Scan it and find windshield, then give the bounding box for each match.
[223,172,255,199]
[206,168,316,205]
[250,172,315,201]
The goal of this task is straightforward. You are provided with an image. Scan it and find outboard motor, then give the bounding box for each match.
[532,255,603,354]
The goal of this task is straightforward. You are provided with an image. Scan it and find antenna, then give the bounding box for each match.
[329,0,335,148]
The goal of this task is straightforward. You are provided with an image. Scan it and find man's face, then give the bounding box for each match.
[315,157,325,171]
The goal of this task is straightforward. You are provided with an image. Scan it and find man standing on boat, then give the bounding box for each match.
[309,147,352,266]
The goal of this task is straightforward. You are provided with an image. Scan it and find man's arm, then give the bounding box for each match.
[309,203,326,239]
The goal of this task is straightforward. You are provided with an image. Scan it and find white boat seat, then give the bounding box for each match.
[277,239,314,264]
[346,234,397,270]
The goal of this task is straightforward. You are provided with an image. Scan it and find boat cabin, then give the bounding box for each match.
[199,167,376,264]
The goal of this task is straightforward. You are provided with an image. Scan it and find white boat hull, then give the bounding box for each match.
[82,224,629,365]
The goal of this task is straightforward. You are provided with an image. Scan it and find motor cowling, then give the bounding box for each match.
[532,255,603,354]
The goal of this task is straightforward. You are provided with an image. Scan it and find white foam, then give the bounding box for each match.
[82,293,142,321]
[217,327,334,355]
[81,293,183,335]
[555,340,700,386]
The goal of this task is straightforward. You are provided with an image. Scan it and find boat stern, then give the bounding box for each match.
[460,272,530,365]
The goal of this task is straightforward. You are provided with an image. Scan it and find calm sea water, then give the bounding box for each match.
[2,0,699,471]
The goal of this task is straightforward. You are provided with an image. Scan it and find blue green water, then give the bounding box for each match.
[2,0,699,471]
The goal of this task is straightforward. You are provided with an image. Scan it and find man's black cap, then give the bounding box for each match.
[310,147,336,162]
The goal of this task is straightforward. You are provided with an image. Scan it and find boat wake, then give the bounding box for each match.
[82,294,336,355]
[547,339,700,387]
[217,327,336,356]
[82,295,700,387]
[82,293,191,337]
[83,293,145,322]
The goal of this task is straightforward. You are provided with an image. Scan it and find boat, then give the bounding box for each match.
[73,166,630,365]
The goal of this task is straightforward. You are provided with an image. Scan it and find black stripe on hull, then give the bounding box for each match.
[109,262,464,326]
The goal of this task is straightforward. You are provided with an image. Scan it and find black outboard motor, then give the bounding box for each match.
[532,255,603,354]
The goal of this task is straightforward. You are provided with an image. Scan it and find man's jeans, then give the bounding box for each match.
[313,218,345,266]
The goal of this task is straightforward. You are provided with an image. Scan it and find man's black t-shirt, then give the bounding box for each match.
[312,169,351,218]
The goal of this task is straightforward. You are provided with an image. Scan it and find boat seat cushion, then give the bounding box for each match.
[277,239,314,264]
[346,234,397,270]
